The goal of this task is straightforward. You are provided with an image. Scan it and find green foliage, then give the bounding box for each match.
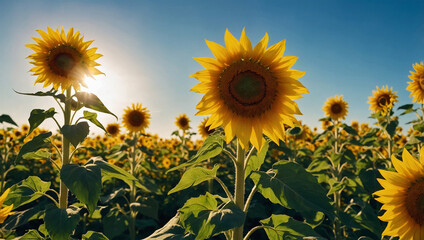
[61,122,90,147]
[245,140,270,179]
[82,231,110,240]
[83,110,107,133]
[144,214,195,240]
[28,108,56,136]
[44,206,80,240]
[0,114,18,126]
[168,165,219,195]
[74,92,117,119]
[4,176,51,209]
[19,230,44,239]
[16,131,52,162]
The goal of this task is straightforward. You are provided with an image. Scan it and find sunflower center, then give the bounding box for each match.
[128,110,145,127]
[178,118,189,128]
[331,103,342,114]
[406,179,424,225]
[219,60,277,117]
[107,125,119,136]
[48,45,81,77]
[377,94,391,107]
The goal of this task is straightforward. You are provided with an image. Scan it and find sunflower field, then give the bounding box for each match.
[1,26,424,240]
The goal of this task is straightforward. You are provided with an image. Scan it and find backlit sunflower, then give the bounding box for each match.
[0,188,13,224]
[407,62,424,103]
[322,95,348,121]
[122,103,150,133]
[368,86,398,115]
[106,123,120,137]
[175,114,190,131]
[190,28,308,150]
[198,117,215,139]
[375,147,424,239]
[26,26,103,91]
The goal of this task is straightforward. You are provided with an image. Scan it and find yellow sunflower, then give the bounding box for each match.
[106,123,120,137]
[190,28,308,150]
[407,62,424,103]
[375,147,424,238]
[122,103,150,133]
[175,114,190,131]
[0,188,13,224]
[198,117,215,139]
[368,86,398,115]
[322,95,348,121]
[162,157,171,169]
[26,26,103,92]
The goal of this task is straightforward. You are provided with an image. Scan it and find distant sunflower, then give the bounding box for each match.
[106,123,120,137]
[162,157,171,169]
[198,117,215,139]
[375,147,424,238]
[26,26,103,91]
[368,86,398,115]
[322,95,348,121]
[175,114,190,131]
[122,103,150,133]
[0,188,13,224]
[407,62,424,103]
[190,28,308,150]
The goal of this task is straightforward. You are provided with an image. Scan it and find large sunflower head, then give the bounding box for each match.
[368,86,398,115]
[106,123,120,137]
[26,26,103,92]
[322,95,348,121]
[122,103,150,133]
[407,62,424,103]
[190,28,308,150]
[375,147,424,238]
[198,117,215,139]
[175,114,190,131]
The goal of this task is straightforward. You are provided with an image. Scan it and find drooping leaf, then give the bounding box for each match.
[75,92,117,119]
[28,108,56,136]
[83,111,107,133]
[44,206,80,240]
[60,163,102,214]
[143,213,195,240]
[250,161,334,222]
[398,104,416,115]
[14,88,65,101]
[0,114,18,126]
[342,123,358,136]
[179,193,245,240]
[260,214,325,240]
[61,122,90,147]
[16,132,52,162]
[82,231,110,240]
[3,204,45,230]
[168,165,219,195]
[86,157,150,192]
[130,197,159,220]
[245,140,270,179]
[19,230,44,240]
[23,149,51,161]
[4,176,51,209]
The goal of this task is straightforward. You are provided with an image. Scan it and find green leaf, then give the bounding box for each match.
[61,122,90,147]
[398,104,416,115]
[83,111,107,133]
[250,161,334,222]
[179,193,245,240]
[19,230,44,240]
[383,120,398,138]
[14,88,65,101]
[23,149,51,161]
[28,108,56,136]
[245,140,269,179]
[287,126,302,136]
[414,121,424,132]
[327,179,346,196]
[4,176,51,209]
[0,114,18,126]
[260,214,325,240]
[168,165,219,195]
[342,123,358,136]
[61,163,102,214]
[82,231,110,240]
[102,208,127,239]
[44,206,80,240]
[129,197,159,220]
[86,157,150,192]
[144,213,195,240]
[16,132,52,162]
[168,131,224,172]
[3,204,45,230]
[75,92,117,119]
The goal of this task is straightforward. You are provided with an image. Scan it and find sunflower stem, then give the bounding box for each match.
[59,88,72,209]
[129,133,139,240]
[232,140,245,240]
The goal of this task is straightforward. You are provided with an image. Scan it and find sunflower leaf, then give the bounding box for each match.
[168,165,220,195]
[44,205,80,240]
[82,231,110,240]
[28,108,56,136]
[14,88,65,102]
[3,176,51,209]
[75,92,117,119]
[61,122,90,147]
[245,140,270,179]
[0,114,18,127]
[16,132,52,162]
[83,111,107,133]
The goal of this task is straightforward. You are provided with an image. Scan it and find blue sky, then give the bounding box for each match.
[0,0,423,137]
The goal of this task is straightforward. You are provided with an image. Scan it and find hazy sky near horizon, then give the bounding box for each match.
[0,0,423,137]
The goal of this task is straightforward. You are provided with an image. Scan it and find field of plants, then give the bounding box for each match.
[1,26,424,240]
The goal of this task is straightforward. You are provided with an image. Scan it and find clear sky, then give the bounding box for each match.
[0,0,423,137]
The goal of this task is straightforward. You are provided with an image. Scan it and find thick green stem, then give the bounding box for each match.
[232,141,245,240]
[129,134,138,240]
[59,88,72,209]
[334,121,339,154]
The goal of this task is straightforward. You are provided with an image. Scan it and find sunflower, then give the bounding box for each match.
[122,103,150,133]
[368,86,398,115]
[162,157,171,169]
[26,26,103,92]
[175,114,190,131]
[106,123,120,137]
[0,188,13,224]
[375,147,424,238]
[322,95,348,121]
[190,28,308,150]
[198,117,215,139]
[407,62,424,103]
